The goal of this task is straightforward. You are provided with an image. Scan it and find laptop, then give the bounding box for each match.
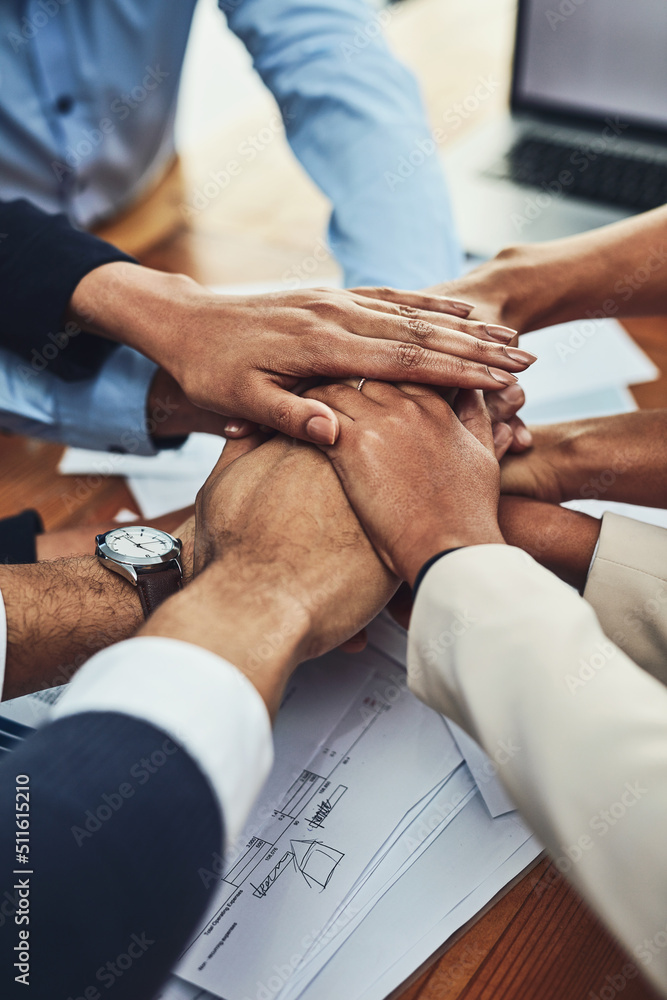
[443,0,667,258]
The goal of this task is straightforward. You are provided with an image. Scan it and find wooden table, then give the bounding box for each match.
[0,0,665,997]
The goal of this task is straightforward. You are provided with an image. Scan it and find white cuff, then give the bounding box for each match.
[50,636,274,845]
[0,587,6,700]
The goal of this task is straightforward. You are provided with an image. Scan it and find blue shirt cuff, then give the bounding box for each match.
[55,345,159,455]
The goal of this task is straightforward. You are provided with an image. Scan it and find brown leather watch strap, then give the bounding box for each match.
[136,565,182,618]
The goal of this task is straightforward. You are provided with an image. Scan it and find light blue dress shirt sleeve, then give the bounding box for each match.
[222,0,462,288]
[0,345,159,456]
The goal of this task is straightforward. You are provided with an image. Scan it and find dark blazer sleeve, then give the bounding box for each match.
[0,199,137,381]
[0,711,224,1000]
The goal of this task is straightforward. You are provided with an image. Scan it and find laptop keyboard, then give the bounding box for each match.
[500,136,667,211]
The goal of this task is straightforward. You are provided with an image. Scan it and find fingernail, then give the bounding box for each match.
[503,347,537,366]
[445,299,476,315]
[224,422,243,435]
[497,382,524,401]
[485,324,517,343]
[514,425,533,447]
[489,367,518,385]
[306,415,336,445]
[493,422,512,445]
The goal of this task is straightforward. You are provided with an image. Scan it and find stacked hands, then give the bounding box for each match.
[67,222,667,707]
[70,266,536,453]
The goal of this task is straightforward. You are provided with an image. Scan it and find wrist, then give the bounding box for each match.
[548,421,611,502]
[68,261,201,366]
[403,527,505,587]
[498,496,600,591]
[141,561,312,718]
[486,243,572,333]
[1,557,145,700]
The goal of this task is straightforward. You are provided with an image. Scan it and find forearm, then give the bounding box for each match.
[441,205,667,333]
[498,496,600,592]
[225,0,461,287]
[562,411,667,505]
[0,558,143,699]
[543,412,667,506]
[67,261,192,363]
[141,564,309,720]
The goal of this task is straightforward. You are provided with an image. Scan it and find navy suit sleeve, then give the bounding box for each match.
[0,199,137,381]
[0,711,224,1000]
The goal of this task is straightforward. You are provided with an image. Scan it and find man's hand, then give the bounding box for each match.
[68,262,537,446]
[306,383,505,585]
[144,431,398,717]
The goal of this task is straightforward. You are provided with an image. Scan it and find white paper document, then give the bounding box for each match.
[176,646,462,998]
[519,318,658,407]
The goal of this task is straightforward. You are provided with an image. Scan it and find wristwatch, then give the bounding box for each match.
[96,525,183,618]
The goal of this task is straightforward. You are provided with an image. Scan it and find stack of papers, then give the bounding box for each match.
[14,299,655,1000]
[156,616,541,1000]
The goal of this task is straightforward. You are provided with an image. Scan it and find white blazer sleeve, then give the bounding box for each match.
[584,512,667,684]
[408,545,667,995]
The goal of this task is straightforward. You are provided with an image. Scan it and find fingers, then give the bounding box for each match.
[454,389,496,455]
[485,382,526,423]
[350,294,518,346]
[258,385,344,445]
[350,285,476,318]
[506,414,534,452]
[324,335,527,391]
[222,418,258,438]
[342,308,532,375]
[304,381,387,426]
[485,384,532,452]
[492,421,514,460]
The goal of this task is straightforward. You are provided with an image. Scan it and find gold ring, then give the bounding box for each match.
[356,377,367,392]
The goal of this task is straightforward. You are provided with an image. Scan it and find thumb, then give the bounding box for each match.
[211,433,264,476]
[454,388,496,454]
[262,386,340,445]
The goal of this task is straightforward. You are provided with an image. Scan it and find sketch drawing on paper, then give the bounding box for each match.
[291,840,345,891]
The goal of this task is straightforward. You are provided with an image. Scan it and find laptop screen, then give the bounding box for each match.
[513,0,667,134]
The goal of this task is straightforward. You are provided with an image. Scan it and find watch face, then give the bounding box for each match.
[104,526,176,563]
